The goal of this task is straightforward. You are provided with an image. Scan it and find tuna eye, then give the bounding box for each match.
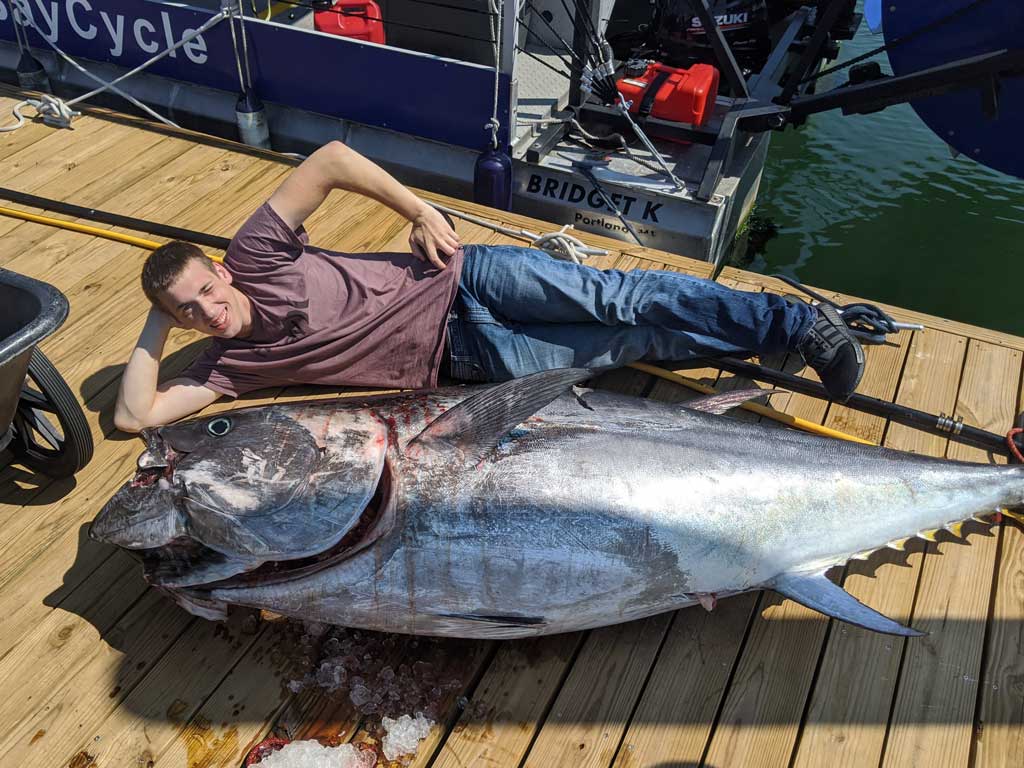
[207,417,232,437]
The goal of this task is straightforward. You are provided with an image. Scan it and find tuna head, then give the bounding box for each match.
[91,405,389,566]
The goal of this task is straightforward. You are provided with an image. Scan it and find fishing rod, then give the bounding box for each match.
[682,355,1024,461]
[0,187,232,250]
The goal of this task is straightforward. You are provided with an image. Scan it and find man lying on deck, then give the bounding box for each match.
[113,141,864,433]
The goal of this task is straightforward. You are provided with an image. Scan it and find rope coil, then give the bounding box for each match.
[430,201,606,263]
[26,95,81,128]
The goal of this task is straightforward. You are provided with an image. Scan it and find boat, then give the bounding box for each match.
[0,0,862,267]
[0,0,1019,266]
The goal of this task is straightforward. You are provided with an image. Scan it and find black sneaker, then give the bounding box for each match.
[797,304,865,402]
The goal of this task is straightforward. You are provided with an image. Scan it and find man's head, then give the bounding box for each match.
[142,242,250,338]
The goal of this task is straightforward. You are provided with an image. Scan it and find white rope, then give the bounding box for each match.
[225,4,250,92]
[237,2,255,90]
[0,99,37,132]
[528,224,601,264]
[430,201,606,264]
[484,0,502,149]
[2,9,227,130]
[225,1,255,92]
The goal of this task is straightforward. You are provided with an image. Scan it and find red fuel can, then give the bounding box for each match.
[314,0,387,45]
[616,62,719,130]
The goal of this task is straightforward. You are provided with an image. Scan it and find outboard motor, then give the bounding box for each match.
[653,0,774,73]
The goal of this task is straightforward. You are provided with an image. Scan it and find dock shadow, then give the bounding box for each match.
[1,459,78,505]
[42,523,145,621]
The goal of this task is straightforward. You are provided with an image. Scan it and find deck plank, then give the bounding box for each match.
[974,363,1024,767]
[0,588,192,763]
[520,614,673,768]
[609,594,758,768]
[882,341,1021,768]
[975,518,1024,767]
[699,326,915,768]
[0,100,65,156]
[0,136,214,278]
[431,633,583,768]
[0,116,116,192]
[790,329,966,767]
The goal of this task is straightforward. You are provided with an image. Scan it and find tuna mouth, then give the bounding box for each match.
[130,449,181,489]
[131,460,175,489]
[132,428,182,489]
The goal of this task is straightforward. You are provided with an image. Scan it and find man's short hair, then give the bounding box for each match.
[141,241,213,306]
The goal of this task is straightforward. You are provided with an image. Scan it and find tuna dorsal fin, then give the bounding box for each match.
[684,388,782,415]
[769,570,925,637]
[409,368,593,462]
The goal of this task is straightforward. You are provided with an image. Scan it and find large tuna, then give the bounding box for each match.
[91,369,1023,638]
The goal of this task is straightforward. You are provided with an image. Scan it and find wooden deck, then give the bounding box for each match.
[1,94,1023,768]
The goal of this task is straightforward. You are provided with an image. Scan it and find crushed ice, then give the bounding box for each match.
[382,714,434,761]
[255,740,375,768]
[281,623,463,720]
[266,621,471,764]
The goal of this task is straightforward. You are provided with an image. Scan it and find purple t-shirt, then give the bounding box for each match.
[184,202,464,396]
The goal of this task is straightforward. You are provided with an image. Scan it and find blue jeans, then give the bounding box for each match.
[446,245,816,382]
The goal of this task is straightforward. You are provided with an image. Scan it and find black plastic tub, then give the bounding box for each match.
[0,268,92,477]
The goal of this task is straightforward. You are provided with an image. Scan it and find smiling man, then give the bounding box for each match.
[114,140,461,433]
[115,141,864,433]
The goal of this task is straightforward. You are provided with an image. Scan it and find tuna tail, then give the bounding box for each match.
[769,569,925,637]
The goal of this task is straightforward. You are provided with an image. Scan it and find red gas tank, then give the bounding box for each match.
[314,0,386,45]
[616,62,719,130]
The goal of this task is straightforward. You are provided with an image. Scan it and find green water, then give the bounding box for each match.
[743,7,1024,337]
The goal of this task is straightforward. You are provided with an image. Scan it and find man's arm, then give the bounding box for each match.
[267,141,460,270]
[114,308,220,433]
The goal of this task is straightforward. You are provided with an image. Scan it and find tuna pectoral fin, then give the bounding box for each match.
[684,388,782,415]
[409,368,593,462]
[769,570,925,637]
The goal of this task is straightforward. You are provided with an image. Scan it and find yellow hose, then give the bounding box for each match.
[628,362,876,445]
[0,205,224,261]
